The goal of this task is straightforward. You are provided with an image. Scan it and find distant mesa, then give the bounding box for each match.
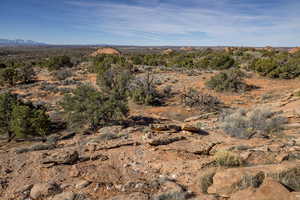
[90,47,121,56]
[180,47,194,51]
[0,38,46,46]
[289,47,300,54]
[224,47,238,52]
[263,46,274,52]
[162,48,174,54]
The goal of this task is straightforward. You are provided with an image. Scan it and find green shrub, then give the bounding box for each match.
[90,54,131,73]
[250,55,300,79]
[250,58,277,76]
[221,108,287,139]
[96,66,132,98]
[131,55,144,65]
[0,67,18,86]
[0,93,18,137]
[0,93,50,139]
[205,69,251,93]
[194,57,210,69]
[0,64,35,86]
[209,53,235,70]
[16,65,36,84]
[0,63,7,69]
[45,55,73,71]
[59,84,129,131]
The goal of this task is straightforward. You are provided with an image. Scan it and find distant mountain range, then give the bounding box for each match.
[0,39,47,46]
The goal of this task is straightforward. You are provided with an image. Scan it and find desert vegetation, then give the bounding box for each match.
[205,69,252,93]
[181,88,222,112]
[0,46,299,200]
[59,84,129,131]
[0,92,50,139]
[220,107,287,139]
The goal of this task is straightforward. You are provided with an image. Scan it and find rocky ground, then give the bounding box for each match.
[0,65,300,200]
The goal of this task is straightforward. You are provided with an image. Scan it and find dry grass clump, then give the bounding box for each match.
[220,107,287,139]
[214,150,243,167]
[236,172,265,190]
[198,169,216,193]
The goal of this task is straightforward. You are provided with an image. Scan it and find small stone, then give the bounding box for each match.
[76,180,91,189]
[52,191,75,200]
[284,123,300,130]
[41,150,79,165]
[148,136,185,146]
[69,165,80,177]
[276,153,289,163]
[182,124,200,132]
[151,124,181,132]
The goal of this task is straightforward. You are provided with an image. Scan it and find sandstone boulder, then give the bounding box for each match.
[30,182,61,199]
[230,178,297,200]
[41,150,79,166]
[207,162,300,196]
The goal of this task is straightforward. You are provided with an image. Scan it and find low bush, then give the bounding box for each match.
[16,65,36,84]
[209,53,235,70]
[220,107,287,139]
[214,150,243,167]
[59,84,129,131]
[0,93,50,139]
[52,69,72,81]
[0,64,36,86]
[129,73,161,105]
[44,55,73,71]
[237,172,265,190]
[40,83,58,92]
[0,67,17,86]
[181,88,222,112]
[205,69,251,93]
[250,54,300,79]
[96,66,132,99]
[198,169,216,193]
[162,85,173,98]
[0,63,7,69]
[268,168,300,191]
[90,54,131,73]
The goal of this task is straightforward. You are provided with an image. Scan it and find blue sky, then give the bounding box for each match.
[1,0,300,46]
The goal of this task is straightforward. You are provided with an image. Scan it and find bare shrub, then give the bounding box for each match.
[52,69,72,81]
[181,88,222,112]
[129,73,161,105]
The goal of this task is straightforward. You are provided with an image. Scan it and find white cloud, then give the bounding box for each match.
[65,0,300,46]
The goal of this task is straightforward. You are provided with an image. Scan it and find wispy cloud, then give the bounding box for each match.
[63,0,300,46]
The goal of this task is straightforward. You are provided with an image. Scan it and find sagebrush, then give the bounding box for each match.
[220,107,287,139]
